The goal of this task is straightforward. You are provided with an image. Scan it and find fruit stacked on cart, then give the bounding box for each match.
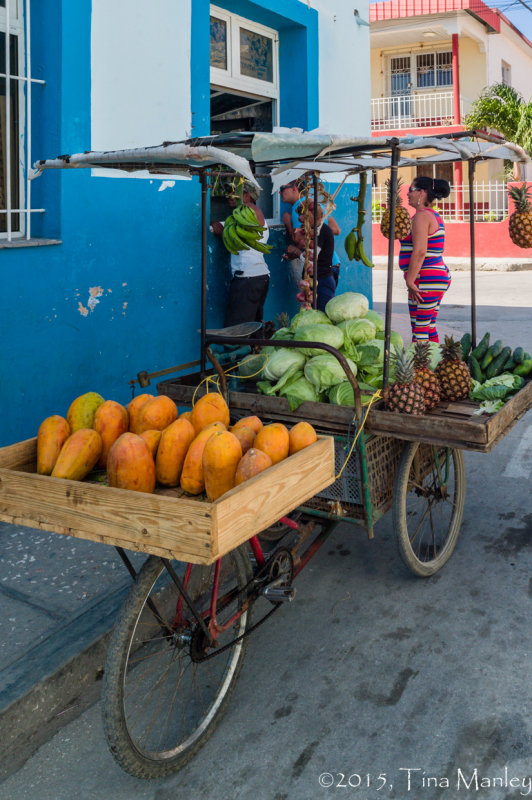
[245,291,530,416]
[36,391,318,497]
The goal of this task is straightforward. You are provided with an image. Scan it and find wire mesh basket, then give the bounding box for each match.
[304,433,404,519]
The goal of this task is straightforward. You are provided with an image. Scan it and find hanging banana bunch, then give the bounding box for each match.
[222,204,272,256]
[344,171,374,268]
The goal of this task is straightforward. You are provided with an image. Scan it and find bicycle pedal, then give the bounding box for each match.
[260,584,296,602]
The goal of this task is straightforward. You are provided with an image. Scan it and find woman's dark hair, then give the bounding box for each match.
[412,176,451,202]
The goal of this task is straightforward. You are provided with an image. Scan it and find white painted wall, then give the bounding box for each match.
[91,0,192,152]
[310,0,371,135]
[485,19,532,101]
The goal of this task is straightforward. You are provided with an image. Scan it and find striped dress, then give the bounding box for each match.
[399,209,451,342]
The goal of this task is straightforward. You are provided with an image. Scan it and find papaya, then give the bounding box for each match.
[235,448,273,486]
[191,392,230,434]
[155,418,196,487]
[128,394,155,434]
[231,415,263,436]
[254,423,289,465]
[93,400,129,468]
[107,432,156,493]
[139,429,162,457]
[135,395,178,434]
[180,422,225,495]
[66,392,105,433]
[202,431,243,501]
[51,429,103,481]
[37,415,71,475]
[178,410,193,423]
[289,421,317,455]
[231,425,256,455]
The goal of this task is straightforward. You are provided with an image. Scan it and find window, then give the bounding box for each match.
[416,51,452,88]
[0,0,45,240]
[501,60,511,86]
[416,162,453,184]
[210,5,279,220]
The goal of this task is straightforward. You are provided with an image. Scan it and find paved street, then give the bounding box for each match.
[1,271,531,800]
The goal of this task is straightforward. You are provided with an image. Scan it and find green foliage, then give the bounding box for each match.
[465,83,532,155]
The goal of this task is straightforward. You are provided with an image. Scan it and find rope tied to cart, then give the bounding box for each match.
[335,389,382,481]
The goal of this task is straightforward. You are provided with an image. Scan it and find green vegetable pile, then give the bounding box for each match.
[462,331,531,413]
[246,292,402,411]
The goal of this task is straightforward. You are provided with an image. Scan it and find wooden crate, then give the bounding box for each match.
[0,437,335,566]
[159,376,532,453]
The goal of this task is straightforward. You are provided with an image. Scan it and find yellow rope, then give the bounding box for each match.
[335,389,381,481]
[191,353,270,406]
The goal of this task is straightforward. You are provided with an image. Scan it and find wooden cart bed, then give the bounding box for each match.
[159,377,532,453]
[0,436,335,565]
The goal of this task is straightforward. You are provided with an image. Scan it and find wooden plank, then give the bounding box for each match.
[214,437,335,556]
[0,467,215,565]
[365,407,488,445]
[0,438,37,471]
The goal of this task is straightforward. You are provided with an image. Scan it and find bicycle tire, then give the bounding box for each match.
[102,546,253,779]
[392,442,466,577]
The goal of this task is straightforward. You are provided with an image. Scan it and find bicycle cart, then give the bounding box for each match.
[1,132,531,778]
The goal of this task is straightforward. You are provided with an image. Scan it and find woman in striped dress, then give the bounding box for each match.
[399,177,451,342]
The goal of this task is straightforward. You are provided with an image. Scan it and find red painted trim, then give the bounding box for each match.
[370,0,500,32]
[452,34,460,126]
[371,123,464,138]
[493,8,532,51]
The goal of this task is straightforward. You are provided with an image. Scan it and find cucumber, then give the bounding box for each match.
[468,354,483,383]
[512,347,525,365]
[471,332,490,360]
[502,357,516,373]
[486,346,512,379]
[461,332,472,360]
[490,340,504,359]
[481,349,495,371]
[513,359,532,377]
[524,352,531,361]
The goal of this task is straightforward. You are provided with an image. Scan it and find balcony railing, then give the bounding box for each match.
[372,182,509,224]
[371,91,470,131]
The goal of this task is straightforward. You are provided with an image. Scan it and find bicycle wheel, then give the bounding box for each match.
[392,442,466,577]
[102,546,253,779]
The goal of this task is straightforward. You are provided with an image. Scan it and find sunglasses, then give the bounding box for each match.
[408,186,421,193]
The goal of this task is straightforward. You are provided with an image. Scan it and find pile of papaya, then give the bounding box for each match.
[36,391,318,501]
[461,332,532,383]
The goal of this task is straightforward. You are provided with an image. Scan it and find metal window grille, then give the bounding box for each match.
[1,0,45,241]
[371,182,510,224]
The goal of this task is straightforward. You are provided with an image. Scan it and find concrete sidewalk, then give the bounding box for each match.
[1,269,530,783]
[0,523,146,780]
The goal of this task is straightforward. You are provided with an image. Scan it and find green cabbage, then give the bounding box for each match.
[237,352,269,379]
[328,381,376,406]
[325,292,369,323]
[338,318,376,345]
[290,308,332,331]
[279,375,319,411]
[356,339,384,367]
[271,327,294,340]
[292,324,344,356]
[262,349,306,381]
[375,329,404,350]
[304,354,357,393]
[363,309,385,332]
[470,373,523,402]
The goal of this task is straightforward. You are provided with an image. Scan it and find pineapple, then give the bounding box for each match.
[386,347,426,415]
[434,336,471,402]
[508,183,532,248]
[380,178,412,240]
[413,342,441,411]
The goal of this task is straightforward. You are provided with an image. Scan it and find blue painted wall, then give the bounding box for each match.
[1,0,371,447]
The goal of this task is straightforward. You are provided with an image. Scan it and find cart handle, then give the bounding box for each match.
[205,335,363,423]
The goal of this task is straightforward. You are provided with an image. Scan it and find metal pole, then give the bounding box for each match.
[25,0,31,239]
[200,170,208,376]
[6,0,12,240]
[468,159,477,348]
[382,141,399,396]
[312,172,318,310]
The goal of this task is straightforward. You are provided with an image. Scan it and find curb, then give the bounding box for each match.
[0,581,131,782]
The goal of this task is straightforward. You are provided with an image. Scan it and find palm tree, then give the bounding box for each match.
[464,83,532,178]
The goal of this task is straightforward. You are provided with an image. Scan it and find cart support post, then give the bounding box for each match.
[468,159,477,348]
[382,140,400,397]
[313,172,319,310]
[200,169,209,376]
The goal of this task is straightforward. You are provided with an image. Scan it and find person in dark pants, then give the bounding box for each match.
[212,185,270,327]
[284,201,336,312]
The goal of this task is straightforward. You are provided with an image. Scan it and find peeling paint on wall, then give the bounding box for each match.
[78,302,89,317]
[158,181,175,192]
[77,286,104,316]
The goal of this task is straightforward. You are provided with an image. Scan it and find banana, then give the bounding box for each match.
[344,230,356,261]
[235,224,262,245]
[232,205,263,230]
[227,225,251,252]
[222,225,239,255]
[356,237,374,269]
[248,239,272,254]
